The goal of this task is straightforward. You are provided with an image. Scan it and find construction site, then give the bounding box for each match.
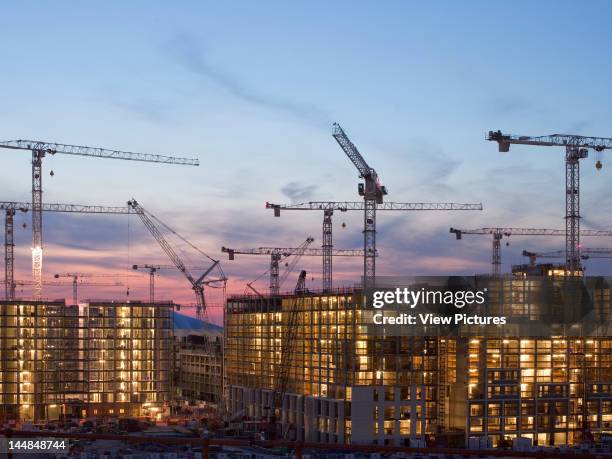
[0,123,611,456]
[221,129,612,450]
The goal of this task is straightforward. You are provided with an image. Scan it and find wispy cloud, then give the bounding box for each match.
[110,97,176,124]
[564,120,591,134]
[162,34,330,128]
[487,95,534,116]
[281,181,318,203]
[381,139,462,197]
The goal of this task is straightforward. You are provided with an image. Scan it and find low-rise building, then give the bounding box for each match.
[177,334,223,404]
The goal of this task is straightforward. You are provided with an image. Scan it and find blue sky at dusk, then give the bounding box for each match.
[2,1,612,323]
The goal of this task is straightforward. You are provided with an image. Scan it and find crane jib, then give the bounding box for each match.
[0,140,199,166]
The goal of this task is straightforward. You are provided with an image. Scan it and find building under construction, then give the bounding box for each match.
[225,290,460,445]
[0,300,173,422]
[177,334,223,404]
[224,275,611,447]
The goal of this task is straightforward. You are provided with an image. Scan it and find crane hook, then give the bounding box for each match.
[50,170,55,177]
[596,151,603,170]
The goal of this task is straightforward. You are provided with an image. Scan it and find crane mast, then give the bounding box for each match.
[487,130,612,275]
[31,151,43,299]
[4,208,15,299]
[128,199,220,319]
[267,201,482,290]
[450,227,612,275]
[133,264,161,304]
[332,123,387,290]
[322,209,333,292]
[1,201,133,300]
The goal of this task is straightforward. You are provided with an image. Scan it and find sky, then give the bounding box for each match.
[2,1,612,324]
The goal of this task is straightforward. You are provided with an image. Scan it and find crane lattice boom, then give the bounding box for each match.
[523,248,612,261]
[1,202,131,214]
[127,200,197,284]
[332,123,373,179]
[267,201,483,211]
[487,131,612,151]
[2,201,135,300]
[222,246,366,257]
[450,226,612,276]
[451,227,612,237]
[0,140,199,165]
[127,199,220,319]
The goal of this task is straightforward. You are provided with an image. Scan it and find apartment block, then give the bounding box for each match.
[224,276,611,447]
[465,276,611,447]
[224,293,459,445]
[80,301,173,419]
[0,300,173,422]
[0,301,80,421]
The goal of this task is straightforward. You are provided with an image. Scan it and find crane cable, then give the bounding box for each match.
[140,207,227,282]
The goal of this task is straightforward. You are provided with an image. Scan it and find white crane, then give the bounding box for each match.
[0,140,198,299]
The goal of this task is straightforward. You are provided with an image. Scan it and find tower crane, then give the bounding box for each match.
[523,248,612,266]
[131,264,210,304]
[571,247,612,258]
[54,272,132,305]
[127,199,225,320]
[267,201,482,290]
[222,241,365,294]
[0,140,198,300]
[450,227,612,276]
[1,201,134,300]
[5,278,124,300]
[132,264,163,304]
[487,131,612,274]
[332,123,387,289]
[223,237,315,296]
